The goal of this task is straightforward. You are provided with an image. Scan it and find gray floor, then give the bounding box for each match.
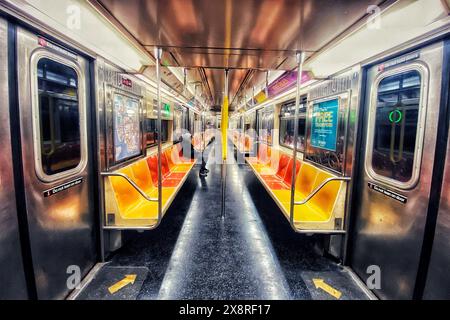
[77,142,370,300]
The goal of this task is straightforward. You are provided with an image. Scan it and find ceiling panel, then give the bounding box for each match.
[94,0,386,109]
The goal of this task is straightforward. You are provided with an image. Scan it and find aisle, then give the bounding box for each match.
[75,141,370,300]
[156,143,291,299]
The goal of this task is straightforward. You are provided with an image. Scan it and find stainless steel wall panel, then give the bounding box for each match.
[0,18,29,300]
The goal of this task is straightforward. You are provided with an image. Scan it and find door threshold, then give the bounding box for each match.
[344,266,378,300]
[66,262,108,300]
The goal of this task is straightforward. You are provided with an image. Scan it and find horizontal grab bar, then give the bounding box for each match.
[100,172,158,203]
[294,177,351,206]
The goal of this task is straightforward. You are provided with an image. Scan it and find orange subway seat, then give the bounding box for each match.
[255,148,279,175]
[147,156,159,183]
[176,143,194,163]
[265,181,290,190]
[131,160,155,195]
[172,145,195,165]
[161,153,172,177]
[109,167,140,214]
[130,160,176,203]
[260,153,290,190]
[165,147,188,169]
[303,171,342,221]
[273,163,319,205]
[295,163,318,198]
[161,152,187,179]
[164,148,176,170]
[283,170,341,223]
[283,159,301,187]
[109,167,158,220]
[147,155,184,188]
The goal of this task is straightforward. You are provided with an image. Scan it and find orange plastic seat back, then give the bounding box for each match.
[295,164,318,196]
[164,148,175,169]
[276,154,291,179]
[283,158,301,187]
[258,144,267,162]
[245,136,251,150]
[177,143,183,157]
[171,145,182,164]
[110,167,140,213]
[266,147,272,165]
[269,148,280,171]
[161,153,170,177]
[131,160,155,195]
[147,156,158,184]
[311,172,341,216]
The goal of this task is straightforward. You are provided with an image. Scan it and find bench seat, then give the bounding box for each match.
[246,148,346,232]
[105,144,197,227]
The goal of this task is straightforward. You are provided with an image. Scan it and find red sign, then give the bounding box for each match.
[121,77,133,88]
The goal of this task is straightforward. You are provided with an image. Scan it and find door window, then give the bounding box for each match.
[37,58,82,176]
[369,69,424,187]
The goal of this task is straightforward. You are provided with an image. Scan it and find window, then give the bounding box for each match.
[245,112,256,132]
[371,70,422,184]
[279,98,307,150]
[37,58,81,176]
[173,106,189,144]
[257,107,274,145]
[144,119,169,147]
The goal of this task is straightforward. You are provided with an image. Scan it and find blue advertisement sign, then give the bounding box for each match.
[310,99,339,152]
[114,94,141,162]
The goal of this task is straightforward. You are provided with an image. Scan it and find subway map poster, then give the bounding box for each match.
[113,94,141,162]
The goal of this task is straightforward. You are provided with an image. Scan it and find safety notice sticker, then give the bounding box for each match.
[368,182,407,204]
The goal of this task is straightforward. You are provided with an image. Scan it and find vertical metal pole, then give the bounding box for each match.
[289,51,305,228]
[155,47,163,226]
[221,70,229,219]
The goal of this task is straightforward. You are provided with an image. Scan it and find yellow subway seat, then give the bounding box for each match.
[253,163,273,173]
[148,188,176,205]
[272,190,310,204]
[280,173,341,223]
[131,160,155,195]
[246,157,259,164]
[171,164,194,173]
[295,163,318,196]
[109,167,141,215]
[308,172,342,219]
[292,204,330,222]
[122,201,159,220]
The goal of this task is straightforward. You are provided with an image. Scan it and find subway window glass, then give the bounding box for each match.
[372,70,422,183]
[173,106,189,144]
[258,107,274,145]
[144,118,169,147]
[37,58,81,175]
[279,98,307,150]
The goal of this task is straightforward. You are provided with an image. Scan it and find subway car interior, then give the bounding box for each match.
[0,0,450,303]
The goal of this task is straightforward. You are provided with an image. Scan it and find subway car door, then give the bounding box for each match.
[350,42,445,300]
[16,28,97,299]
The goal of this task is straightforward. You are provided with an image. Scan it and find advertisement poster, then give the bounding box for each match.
[311,99,339,152]
[114,94,141,162]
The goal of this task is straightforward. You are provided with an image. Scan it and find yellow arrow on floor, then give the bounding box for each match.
[108,275,137,294]
[313,278,342,299]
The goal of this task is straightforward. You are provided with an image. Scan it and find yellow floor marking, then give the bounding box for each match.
[108,275,137,294]
[313,278,342,299]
